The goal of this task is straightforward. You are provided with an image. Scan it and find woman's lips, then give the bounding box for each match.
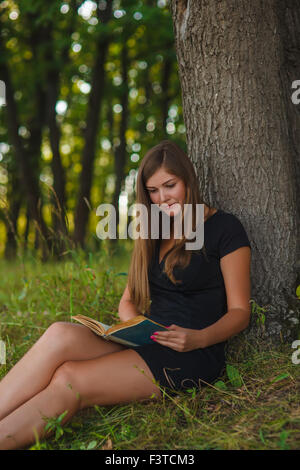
[160,203,176,209]
[159,203,182,213]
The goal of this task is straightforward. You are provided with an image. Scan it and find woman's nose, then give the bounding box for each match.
[158,188,169,203]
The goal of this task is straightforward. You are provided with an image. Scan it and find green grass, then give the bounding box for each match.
[0,247,299,450]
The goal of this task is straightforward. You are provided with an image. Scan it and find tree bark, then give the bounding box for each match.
[160,54,173,136]
[171,0,299,342]
[276,0,300,275]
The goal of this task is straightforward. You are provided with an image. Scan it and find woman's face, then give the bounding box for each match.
[145,167,186,217]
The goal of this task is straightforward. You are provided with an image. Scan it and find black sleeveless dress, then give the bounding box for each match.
[130,209,251,394]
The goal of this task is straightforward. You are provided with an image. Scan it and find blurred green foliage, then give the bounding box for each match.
[0,0,185,258]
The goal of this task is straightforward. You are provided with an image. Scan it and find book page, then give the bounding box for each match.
[95,320,111,332]
[71,315,111,334]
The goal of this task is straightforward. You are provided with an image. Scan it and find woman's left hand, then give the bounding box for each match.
[151,325,205,352]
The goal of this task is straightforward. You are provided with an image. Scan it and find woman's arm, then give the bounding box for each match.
[199,246,251,347]
[196,307,250,348]
[118,283,140,322]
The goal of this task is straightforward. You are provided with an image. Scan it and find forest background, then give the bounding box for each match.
[0,0,181,260]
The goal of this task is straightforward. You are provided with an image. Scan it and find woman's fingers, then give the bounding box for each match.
[153,331,176,338]
[151,331,186,350]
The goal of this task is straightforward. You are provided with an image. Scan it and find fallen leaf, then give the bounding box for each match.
[101,439,113,450]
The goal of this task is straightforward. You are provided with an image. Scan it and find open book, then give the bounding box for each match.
[71,314,168,347]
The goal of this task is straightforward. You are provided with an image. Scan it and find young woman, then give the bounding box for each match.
[0,140,251,449]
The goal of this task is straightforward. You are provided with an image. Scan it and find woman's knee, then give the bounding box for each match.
[41,322,126,362]
[41,322,78,352]
[49,361,82,406]
[50,360,77,386]
[44,321,77,343]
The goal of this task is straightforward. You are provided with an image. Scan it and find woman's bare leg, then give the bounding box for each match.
[0,349,162,450]
[0,322,126,421]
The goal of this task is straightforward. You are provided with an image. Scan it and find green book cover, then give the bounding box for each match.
[71,314,168,347]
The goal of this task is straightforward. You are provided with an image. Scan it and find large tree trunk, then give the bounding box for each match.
[171,0,299,342]
[276,0,300,276]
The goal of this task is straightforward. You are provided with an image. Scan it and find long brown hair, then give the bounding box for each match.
[127,140,208,314]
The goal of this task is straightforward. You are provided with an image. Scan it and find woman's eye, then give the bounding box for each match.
[147,183,175,193]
